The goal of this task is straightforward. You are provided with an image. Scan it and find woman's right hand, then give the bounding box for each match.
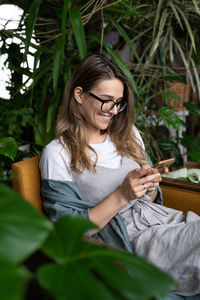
[117,166,162,203]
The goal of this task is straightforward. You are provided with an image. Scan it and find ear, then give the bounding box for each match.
[74,86,84,104]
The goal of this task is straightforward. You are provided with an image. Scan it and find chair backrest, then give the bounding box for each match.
[12,156,42,213]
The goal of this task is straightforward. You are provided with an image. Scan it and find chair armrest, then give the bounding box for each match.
[160,178,200,215]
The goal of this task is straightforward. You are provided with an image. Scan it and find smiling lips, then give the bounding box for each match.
[99,113,112,122]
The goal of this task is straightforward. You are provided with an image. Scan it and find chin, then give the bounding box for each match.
[99,124,109,131]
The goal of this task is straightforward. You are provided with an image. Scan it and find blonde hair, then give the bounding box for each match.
[56,54,147,173]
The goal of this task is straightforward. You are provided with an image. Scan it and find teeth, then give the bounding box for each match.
[100,115,111,119]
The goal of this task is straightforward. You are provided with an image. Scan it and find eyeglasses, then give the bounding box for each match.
[88,92,127,113]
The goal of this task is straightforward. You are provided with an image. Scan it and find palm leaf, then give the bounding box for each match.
[191,58,200,98]
[105,45,139,96]
[53,0,69,91]
[53,36,63,92]
[1,29,38,50]
[192,0,200,16]
[149,9,168,60]
[46,90,61,134]
[173,37,195,92]
[169,1,183,30]
[69,8,87,59]
[175,5,196,52]
[107,14,141,63]
[169,26,174,64]
[24,0,43,59]
[153,0,164,38]
[91,36,138,95]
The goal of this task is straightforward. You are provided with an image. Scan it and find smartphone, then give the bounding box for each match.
[153,158,175,170]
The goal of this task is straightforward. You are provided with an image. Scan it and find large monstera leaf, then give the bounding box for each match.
[0,183,176,300]
[0,184,53,300]
[38,215,176,300]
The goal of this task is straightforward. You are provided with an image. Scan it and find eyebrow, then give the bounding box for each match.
[99,94,123,101]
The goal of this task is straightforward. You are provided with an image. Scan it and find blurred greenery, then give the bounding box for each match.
[0,183,176,300]
[0,0,200,180]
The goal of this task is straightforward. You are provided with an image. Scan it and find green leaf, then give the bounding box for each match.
[46,91,61,133]
[0,184,53,265]
[187,151,200,163]
[175,5,196,52]
[167,91,181,103]
[161,75,186,84]
[0,29,38,50]
[169,2,183,30]
[53,36,63,91]
[157,107,181,130]
[38,262,115,300]
[153,0,164,38]
[107,14,141,63]
[41,215,98,262]
[91,37,139,96]
[158,139,177,152]
[192,0,200,16]
[53,0,68,91]
[107,47,139,96]
[69,8,87,59]
[184,103,200,115]
[191,58,200,98]
[173,37,195,91]
[169,26,174,63]
[38,215,176,300]
[0,265,30,300]
[0,137,18,160]
[181,135,200,151]
[150,8,168,59]
[24,0,43,59]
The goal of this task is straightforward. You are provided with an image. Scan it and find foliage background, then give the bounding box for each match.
[1,0,200,183]
[0,1,199,299]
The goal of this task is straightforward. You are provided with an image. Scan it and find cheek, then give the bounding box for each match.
[86,102,101,115]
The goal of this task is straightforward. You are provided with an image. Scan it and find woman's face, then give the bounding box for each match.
[74,78,124,139]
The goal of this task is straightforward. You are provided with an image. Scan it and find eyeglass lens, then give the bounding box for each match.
[101,100,127,113]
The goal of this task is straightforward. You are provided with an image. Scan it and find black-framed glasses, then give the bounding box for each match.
[88,92,127,113]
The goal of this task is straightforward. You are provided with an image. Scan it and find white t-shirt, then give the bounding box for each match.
[39,126,145,181]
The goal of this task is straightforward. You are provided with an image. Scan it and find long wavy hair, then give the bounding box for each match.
[56,54,147,173]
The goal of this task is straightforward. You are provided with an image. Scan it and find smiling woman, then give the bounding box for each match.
[39,53,200,299]
[55,54,146,173]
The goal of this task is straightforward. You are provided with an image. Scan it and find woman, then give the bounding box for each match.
[39,54,200,299]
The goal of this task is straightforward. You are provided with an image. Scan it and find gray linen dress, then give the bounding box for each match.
[74,156,200,296]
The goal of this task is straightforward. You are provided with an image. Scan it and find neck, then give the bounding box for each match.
[89,132,107,144]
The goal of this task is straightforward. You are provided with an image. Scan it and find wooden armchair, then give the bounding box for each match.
[161,178,200,215]
[12,156,200,216]
[12,156,42,213]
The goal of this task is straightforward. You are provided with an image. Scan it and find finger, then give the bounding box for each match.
[146,182,160,192]
[141,165,151,170]
[162,166,169,174]
[128,167,154,179]
[140,172,162,185]
[137,182,154,192]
